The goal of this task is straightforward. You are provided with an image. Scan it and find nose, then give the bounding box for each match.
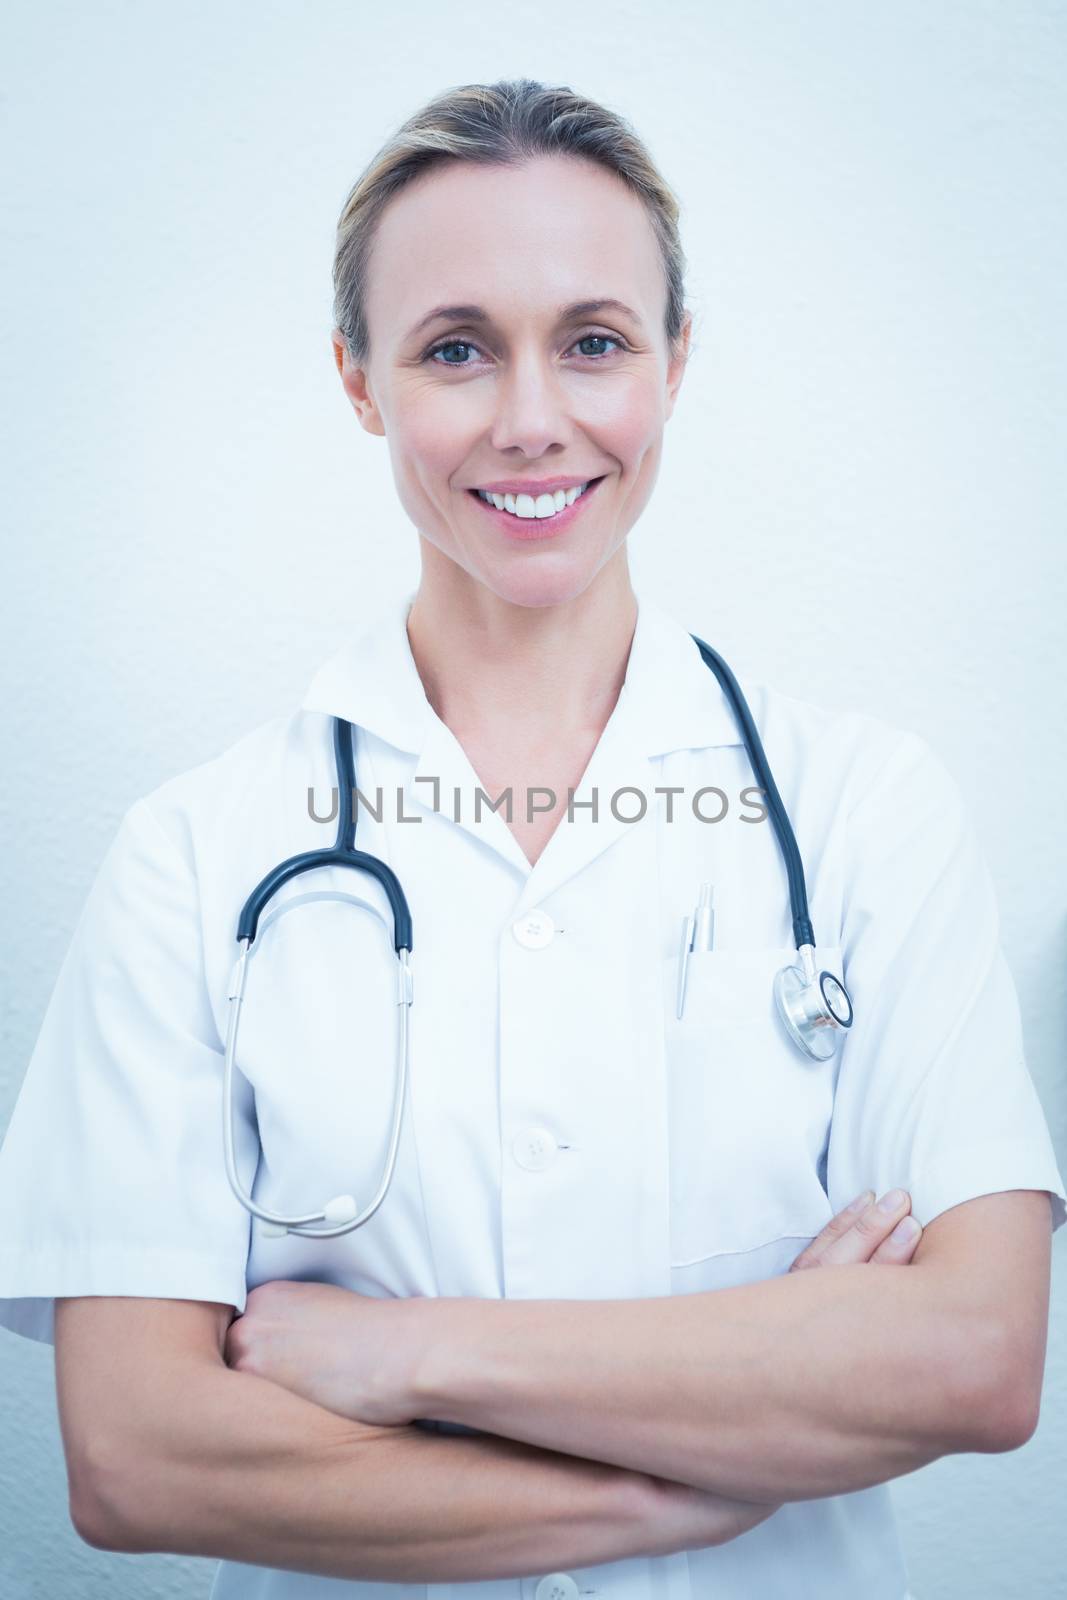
[486,350,574,459]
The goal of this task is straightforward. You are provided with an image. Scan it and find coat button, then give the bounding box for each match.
[512,909,555,948]
[534,1576,579,1600]
[511,1125,558,1171]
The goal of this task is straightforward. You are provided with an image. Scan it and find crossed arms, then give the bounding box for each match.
[55,1186,1052,1579]
[403,1188,1052,1502]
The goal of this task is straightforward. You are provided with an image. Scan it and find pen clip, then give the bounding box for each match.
[676,913,695,1020]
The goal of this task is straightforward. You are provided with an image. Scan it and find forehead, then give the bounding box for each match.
[365,155,664,342]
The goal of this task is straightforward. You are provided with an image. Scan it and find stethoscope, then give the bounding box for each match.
[223,635,854,1240]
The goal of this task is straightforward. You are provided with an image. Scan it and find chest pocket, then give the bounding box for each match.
[663,945,839,1268]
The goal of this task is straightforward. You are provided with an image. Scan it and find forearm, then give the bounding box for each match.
[90,1355,725,1579]
[413,1262,1000,1504]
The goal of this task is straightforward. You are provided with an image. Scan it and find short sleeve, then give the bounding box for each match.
[826,731,1066,1237]
[0,798,256,1346]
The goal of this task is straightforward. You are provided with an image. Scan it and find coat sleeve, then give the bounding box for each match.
[0,798,257,1346]
[825,730,1066,1236]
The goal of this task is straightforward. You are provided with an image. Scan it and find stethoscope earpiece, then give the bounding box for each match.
[223,717,415,1242]
[773,946,854,1062]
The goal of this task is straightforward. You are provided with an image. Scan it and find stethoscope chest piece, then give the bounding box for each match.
[773,945,854,1062]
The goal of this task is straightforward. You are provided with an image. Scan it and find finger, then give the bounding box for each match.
[869,1212,923,1264]
[789,1190,874,1272]
[817,1189,914,1267]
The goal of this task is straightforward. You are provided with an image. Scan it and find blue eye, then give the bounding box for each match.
[574,334,619,359]
[428,340,479,366]
[424,332,624,367]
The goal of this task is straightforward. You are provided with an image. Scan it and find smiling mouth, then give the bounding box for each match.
[466,475,607,532]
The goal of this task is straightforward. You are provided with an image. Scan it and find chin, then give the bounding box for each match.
[476,555,613,612]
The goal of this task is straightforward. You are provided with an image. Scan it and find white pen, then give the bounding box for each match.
[676,881,714,1019]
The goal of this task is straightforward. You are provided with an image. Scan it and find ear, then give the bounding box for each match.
[331,328,386,438]
[664,311,693,421]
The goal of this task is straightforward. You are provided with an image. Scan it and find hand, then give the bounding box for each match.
[690,1191,909,1545]
[789,1188,923,1272]
[223,1279,426,1426]
[656,1188,926,1552]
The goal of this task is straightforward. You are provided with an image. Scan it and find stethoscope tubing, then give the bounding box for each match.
[221,634,851,1239]
[689,634,814,950]
[223,935,413,1237]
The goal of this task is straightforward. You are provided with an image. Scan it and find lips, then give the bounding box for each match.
[466,475,606,542]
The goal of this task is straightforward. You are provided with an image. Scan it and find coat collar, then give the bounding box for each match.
[299,586,747,758]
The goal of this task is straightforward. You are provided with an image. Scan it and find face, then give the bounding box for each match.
[333,154,691,610]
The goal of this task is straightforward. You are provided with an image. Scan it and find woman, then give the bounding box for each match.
[0,78,1063,1600]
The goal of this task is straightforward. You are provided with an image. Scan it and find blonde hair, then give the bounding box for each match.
[332,78,689,368]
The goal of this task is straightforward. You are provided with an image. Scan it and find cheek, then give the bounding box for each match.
[392,389,477,482]
[390,426,478,544]
[575,375,664,464]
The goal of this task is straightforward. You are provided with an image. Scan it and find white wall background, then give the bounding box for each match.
[1,1,1064,1595]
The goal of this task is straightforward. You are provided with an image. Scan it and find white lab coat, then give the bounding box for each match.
[0,587,1063,1600]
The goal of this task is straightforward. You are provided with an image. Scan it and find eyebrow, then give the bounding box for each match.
[404,298,644,342]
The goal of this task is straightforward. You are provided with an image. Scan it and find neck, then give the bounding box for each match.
[405,552,638,748]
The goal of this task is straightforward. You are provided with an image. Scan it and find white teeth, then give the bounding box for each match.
[477,481,590,519]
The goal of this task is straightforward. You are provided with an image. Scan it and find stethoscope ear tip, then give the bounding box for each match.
[254,1193,359,1237]
[324,1193,359,1225]
[257,1219,289,1238]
